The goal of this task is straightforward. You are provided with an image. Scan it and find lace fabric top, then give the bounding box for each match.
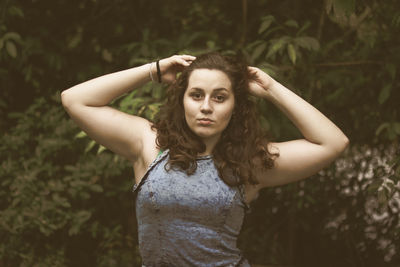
[132,149,251,267]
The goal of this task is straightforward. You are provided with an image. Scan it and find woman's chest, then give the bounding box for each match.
[138,163,240,218]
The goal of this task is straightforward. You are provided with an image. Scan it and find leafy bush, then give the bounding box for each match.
[240,144,400,266]
[0,96,140,266]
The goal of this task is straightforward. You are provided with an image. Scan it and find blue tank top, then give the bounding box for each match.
[132,149,251,267]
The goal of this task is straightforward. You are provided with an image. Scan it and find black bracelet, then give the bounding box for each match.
[156,60,162,83]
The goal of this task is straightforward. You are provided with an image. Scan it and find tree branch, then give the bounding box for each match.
[238,0,247,49]
[317,0,327,40]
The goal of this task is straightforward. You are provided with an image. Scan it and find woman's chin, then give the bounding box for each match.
[194,130,220,141]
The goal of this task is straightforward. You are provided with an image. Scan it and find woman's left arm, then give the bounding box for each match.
[248,66,349,188]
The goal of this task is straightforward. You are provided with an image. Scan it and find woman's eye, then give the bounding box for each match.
[190,93,202,99]
[214,95,226,102]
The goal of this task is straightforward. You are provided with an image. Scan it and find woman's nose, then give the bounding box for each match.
[200,99,212,114]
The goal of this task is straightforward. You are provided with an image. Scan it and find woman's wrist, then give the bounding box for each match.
[147,61,163,84]
[148,62,156,82]
[261,79,280,101]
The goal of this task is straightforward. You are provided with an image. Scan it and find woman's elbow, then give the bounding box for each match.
[61,89,74,109]
[336,135,350,154]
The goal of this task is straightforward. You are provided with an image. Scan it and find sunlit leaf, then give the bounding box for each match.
[85,140,96,153]
[97,145,106,154]
[74,131,87,139]
[287,44,296,64]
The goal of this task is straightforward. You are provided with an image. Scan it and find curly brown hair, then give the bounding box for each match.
[152,51,278,186]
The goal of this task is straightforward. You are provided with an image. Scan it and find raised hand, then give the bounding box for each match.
[247,66,276,99]
[158,55,196,84]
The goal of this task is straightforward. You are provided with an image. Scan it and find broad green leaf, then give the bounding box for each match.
[378,84,392,105]
[393,123,400,135]
[285,20,299,28]
[294,36,320,51]
[385,63,396,80]
[258,16,274,34]
[3,32,22,41]
[246,40,264,51]
[298,21,311,36]
[375,122,389,136]
[5,41,17,58]
[251,42,267,61]
[266,38,287,58]
[287,44,296,64]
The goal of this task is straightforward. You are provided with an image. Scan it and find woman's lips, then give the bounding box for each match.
[197,119,213,125]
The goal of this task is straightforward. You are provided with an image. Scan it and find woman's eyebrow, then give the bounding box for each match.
[213,88,229,92]
[190,87,229,92]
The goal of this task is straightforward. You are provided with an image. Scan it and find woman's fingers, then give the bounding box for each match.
[176,58,191,66]
[175,55,196,66]
[179,54,196,61]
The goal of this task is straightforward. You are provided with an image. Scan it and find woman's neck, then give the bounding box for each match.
[199,134,221,156]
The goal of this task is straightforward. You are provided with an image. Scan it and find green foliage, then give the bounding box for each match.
[0,96,140,266]
[240,145,400,266]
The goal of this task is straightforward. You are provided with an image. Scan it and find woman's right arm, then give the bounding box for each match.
[61,63,157,162]
[61,55,196,162]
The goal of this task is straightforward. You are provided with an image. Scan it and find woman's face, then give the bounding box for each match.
[183,68,235,145]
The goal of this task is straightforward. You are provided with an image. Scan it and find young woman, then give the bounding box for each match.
[61,52,349,266]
